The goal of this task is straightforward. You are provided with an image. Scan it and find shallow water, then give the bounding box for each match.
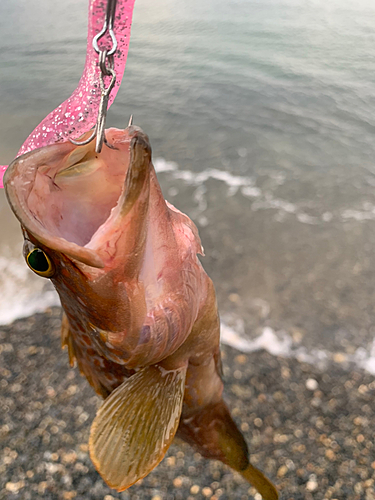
[1,0,375,372]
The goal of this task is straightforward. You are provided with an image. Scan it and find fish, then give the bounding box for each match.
[4,125,278,499]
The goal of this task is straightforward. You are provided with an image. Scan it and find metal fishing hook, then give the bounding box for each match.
[70,0,118,153]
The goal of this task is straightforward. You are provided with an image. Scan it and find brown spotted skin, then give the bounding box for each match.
[62,313,134,398]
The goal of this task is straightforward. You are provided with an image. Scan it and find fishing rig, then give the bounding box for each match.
[71,0,120,153]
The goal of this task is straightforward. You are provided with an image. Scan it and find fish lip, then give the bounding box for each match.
[4,126,152,269]
[5,143,104,268]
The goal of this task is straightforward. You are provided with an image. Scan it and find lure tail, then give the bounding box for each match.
[177,400,278,500]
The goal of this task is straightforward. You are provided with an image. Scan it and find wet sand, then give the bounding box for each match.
[1,308,374,500]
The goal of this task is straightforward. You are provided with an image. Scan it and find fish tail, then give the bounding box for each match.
[240,463,279,500]
[178,400,278,500]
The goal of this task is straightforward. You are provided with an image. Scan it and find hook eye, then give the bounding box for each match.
[26,248,55,278]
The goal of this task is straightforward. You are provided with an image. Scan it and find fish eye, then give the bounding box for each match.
[26,248,55,278]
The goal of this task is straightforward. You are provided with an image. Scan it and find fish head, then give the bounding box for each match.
[4,126,153,330]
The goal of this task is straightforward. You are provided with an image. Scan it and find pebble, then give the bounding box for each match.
[305,378,318,391]
[61,451,77,464]
[190,485,200,494]
[6,481,25,493]
[173,477,183,487]
[38,481,48,495]
[254,417,263,427]
[306,475,318,492]
[63,493,77,500]
[277,465,288,478]
[333,352,347,363]
[235,355,247,364]
[325,449,336,461]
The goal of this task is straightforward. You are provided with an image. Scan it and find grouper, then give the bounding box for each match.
[4,125,278,499]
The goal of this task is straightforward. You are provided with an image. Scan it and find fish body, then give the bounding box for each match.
[4,126,278,499]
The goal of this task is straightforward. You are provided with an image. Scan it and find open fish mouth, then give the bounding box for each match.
[4,126,151,268]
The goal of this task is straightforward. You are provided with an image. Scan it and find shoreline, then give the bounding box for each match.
[1,308,374,500]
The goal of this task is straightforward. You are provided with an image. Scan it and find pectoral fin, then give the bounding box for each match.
[61,312,76,367]
[89,364,187,491]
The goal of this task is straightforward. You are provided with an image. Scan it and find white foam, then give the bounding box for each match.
[297,213,319,225]
[155,158,375,228]
[341,207,375,221]
[2,251,375,377]
[354,339,375,375]
[340,201,375,222]
[221,324,293,357]
[154,158,178,173]
[241,186,262,198]
[0,255,60,325]
[154,158,260,193]
[153,157,327,226]
[220,320,375,376]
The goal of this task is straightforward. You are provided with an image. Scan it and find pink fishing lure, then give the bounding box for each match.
[0,0,136,189]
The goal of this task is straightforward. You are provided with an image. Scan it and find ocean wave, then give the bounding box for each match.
[0,255,60,326]
[221,320,375,377]
[2,271,375,377]
[153,158,357,226]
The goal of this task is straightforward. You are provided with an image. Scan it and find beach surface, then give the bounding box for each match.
[1,308,374,500]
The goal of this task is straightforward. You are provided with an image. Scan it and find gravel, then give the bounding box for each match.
[1,308,375,500]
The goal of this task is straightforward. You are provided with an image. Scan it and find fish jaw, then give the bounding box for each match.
[4,141,103,268]
[4,126,152,271]
[85,129,152,275]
